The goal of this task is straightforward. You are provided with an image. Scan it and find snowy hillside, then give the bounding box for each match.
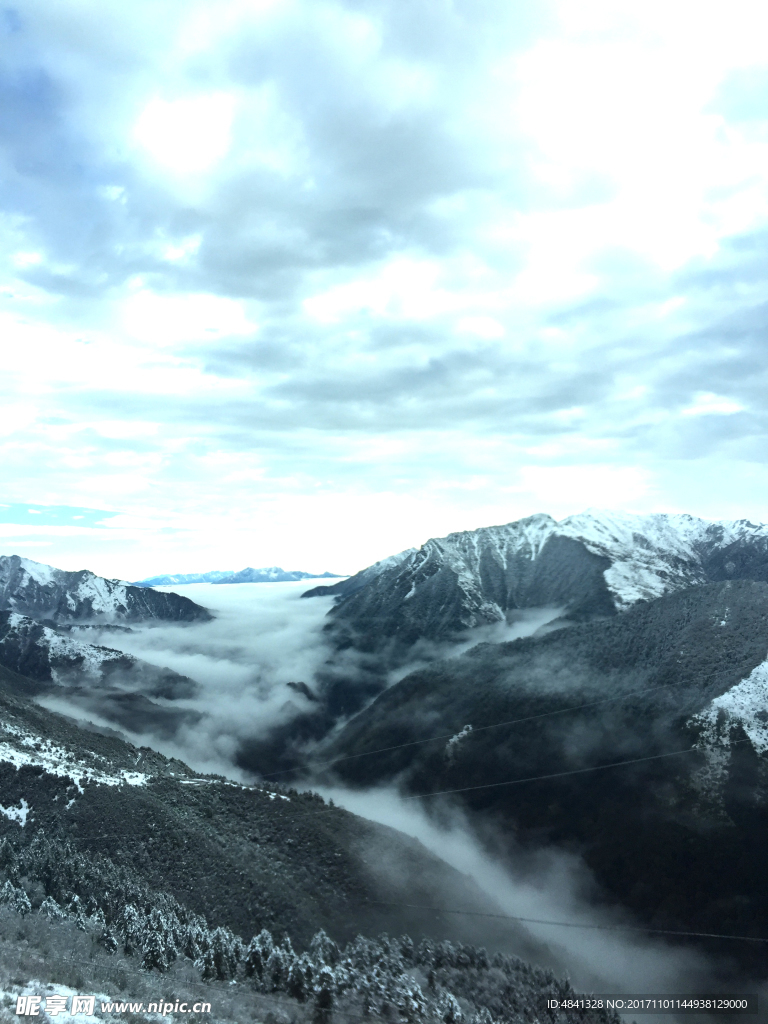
[0,610,133,685]
[311,510,768,649]
[0,555,211,623]
[301,547,417,599]
[0,608,199,735]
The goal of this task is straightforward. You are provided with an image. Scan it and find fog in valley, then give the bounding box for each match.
[41,582,564,780]
[34,581,759,1002]
[43,581,341,779]
[317,785,716,998]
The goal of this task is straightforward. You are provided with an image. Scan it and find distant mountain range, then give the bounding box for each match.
[134,567,341,586]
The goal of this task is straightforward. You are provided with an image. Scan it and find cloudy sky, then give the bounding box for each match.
[3,0,768,579]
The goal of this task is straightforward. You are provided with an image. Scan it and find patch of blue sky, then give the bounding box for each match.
[0,504,120,527]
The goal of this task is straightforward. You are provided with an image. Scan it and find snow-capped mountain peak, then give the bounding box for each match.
[0,554,210,624]
[314,509,768,650]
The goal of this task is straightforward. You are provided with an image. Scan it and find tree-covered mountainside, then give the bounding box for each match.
[0,864,618,1024]
[319,580,768,973]
[0,663,623,1023]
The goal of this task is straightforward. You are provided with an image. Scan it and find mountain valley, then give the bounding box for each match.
[316,579,768,972]
[1,510,767,1014]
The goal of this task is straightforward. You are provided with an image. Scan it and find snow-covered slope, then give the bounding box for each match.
[0,610,196,697]
[0,555,211,623]
[0,611,131,686]
[688,655,768,812]
[554,509,768,609]
[691,658,768,757]
[0,715,150,790]
[302,548,417,600]
[315,510,768,650]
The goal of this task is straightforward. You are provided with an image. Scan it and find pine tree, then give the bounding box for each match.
[0,879,31,915]
[181,920,207,961]
[199,925,241,981]
[38,896,66,920]
[313,963,335,1024]
[141,925,173,972]
[265,943,289,991]
[399,934,415,965]
[120,903,144,954]
[436,991,463,1024]
[99,928,119,954]
[287,954,311,1002]
[244,928,274,986]
[395,978,429,1023]
[310,928,340,966]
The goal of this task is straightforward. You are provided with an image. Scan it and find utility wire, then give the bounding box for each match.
[259,682,678,781]
[46,739,744,838]
[401,746,702,800]
[358,901,768,943]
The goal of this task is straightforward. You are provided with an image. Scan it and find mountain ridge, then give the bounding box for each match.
[305,510,768,654]
[0,555,211,624]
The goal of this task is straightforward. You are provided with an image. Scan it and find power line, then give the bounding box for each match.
[402,746,704,800]
[357,901,768,943]
[260,682,678,781]
[43,739,745,837]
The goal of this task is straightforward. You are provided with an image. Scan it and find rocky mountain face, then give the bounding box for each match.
[0,555,211,624]
[135,567,340,586]
[0,610,200,737]
[307,511,768,654]
[319,578,768,972]
[0,555,212,741]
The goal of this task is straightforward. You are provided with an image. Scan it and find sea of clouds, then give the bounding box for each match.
[35,581,760,1001]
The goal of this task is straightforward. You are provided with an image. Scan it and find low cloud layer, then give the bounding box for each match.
[315,784,727,996]
[38,584,560,780]
[65,581,340,778]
